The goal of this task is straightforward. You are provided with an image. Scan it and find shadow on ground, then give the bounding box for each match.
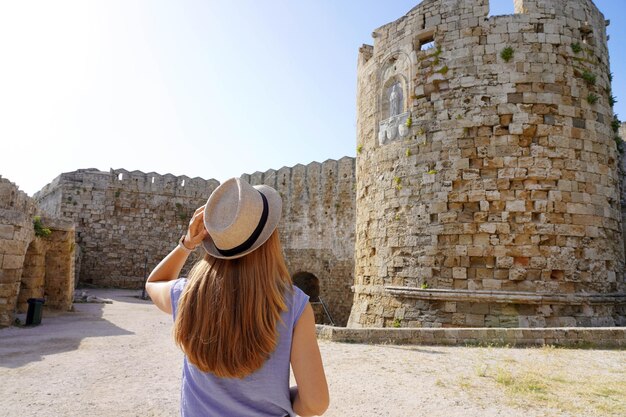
[0,297,135,369]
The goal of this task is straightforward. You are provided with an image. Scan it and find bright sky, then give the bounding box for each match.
[1,0,625,196]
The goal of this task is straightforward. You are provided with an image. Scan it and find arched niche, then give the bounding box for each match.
[292,271,320,301]
[377,52,412,146]
[17,239,45,313]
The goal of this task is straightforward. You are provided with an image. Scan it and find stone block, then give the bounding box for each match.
[505,200,526,212]
[0,239,26,255]
[509,267,527,281]
[2,254,24,269]
[0,225,14,240]
[452,267,467,279]
[465,314,485,326]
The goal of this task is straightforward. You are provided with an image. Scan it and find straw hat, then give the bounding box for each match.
[201,178,282,259]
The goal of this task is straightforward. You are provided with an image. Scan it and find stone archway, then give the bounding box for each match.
[17,238,46,313]
[292,271,336,325]
[292,271,320,301]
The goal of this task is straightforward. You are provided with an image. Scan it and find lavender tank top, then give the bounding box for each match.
[170,278,309,417]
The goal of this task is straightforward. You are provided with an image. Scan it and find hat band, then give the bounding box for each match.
[215,191,269,257]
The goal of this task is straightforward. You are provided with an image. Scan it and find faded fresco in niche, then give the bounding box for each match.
[378,53,411,146]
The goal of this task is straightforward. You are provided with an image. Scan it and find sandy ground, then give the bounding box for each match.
[1,289,625,417]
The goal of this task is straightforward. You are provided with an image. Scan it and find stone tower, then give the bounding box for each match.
[349,0,626,327]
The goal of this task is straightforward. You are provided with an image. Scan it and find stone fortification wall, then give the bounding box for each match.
[0,177,74,326]
[242,157,356,326]
[620,123,626,258]
[35,169,219,288]
[350,0,626,328]
[34,160,356,325]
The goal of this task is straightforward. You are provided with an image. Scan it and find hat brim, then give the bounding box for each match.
[201,184,282,260]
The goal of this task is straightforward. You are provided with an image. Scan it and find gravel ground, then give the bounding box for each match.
[1,289,624,417]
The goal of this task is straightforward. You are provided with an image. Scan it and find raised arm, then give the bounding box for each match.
[290,304,329,416]
[145,205,208,314]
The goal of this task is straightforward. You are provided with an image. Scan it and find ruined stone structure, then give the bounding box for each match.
[0,177,75,327]
[349,0,626,327]
[34,158,356,325]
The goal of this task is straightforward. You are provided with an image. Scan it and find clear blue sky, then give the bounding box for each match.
[1,0,624,196]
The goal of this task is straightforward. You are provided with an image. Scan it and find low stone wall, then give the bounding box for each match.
[316,325,626,348]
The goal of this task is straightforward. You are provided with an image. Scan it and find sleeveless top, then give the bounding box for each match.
[170,278,310,417]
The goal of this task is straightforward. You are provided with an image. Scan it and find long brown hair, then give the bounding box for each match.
[173,230,292,378]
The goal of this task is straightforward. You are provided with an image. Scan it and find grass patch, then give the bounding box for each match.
[459,350,626,416]
[495,368,548,394]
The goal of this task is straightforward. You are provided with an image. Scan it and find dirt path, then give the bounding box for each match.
[1,289,624,417]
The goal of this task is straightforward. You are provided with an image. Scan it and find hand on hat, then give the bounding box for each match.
[183,205,209,250]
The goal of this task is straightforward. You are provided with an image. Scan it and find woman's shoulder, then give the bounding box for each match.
[286,285,309,325]
[170,278,188,318]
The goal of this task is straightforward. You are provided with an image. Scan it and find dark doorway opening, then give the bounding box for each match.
[292,271,335,326]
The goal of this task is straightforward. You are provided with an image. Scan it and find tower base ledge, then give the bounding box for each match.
[385,286,626,305]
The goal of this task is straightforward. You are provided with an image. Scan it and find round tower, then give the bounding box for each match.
[349,0,626,328]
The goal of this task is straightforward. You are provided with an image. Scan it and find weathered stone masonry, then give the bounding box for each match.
[242,157,356,325]
[35,169,219,289]
[0,177,74,327]
[349,0,626,328]
[35,158,356,326]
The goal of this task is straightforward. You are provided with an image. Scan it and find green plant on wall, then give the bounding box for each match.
[615,135,624,153]
[436,65,449,75]
[405,148,411,157]
[609,94,618,107]
[500,46,514,62]
[392,318,402,328]
[33,216,52,238]
[420,282,429,289]
[357,144,363,154]
[571,42,582,54]
[612,114,624,153]
[581,71,596,86]
[612,115,621,133]
[393,176,402,190]
[586,93,599,105]
[405,115,412,128]
[175,202,187,221]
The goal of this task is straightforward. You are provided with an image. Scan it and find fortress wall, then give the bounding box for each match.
[242,157,356,326]
[620,123,626,259]
[34,160,356,326]
[350,0,626,328]
[35,169,219,288]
